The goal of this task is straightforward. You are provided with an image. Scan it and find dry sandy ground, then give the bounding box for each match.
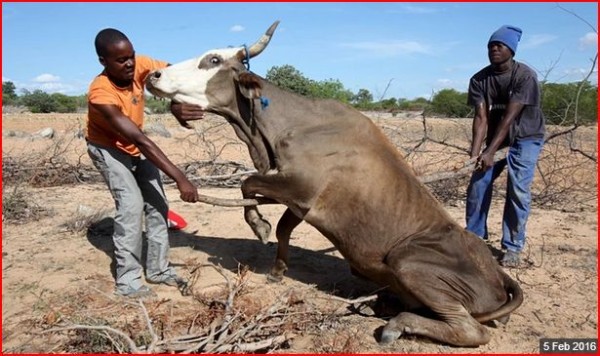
[2,112,597,353]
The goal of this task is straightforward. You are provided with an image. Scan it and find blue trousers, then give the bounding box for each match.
[465,138,544,253]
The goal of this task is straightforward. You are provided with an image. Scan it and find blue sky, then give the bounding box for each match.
[2,2,598,100]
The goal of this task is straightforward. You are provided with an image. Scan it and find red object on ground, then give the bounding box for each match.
[167,210,188,230]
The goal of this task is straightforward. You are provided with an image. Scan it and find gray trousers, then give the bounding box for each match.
[87,142,176,293]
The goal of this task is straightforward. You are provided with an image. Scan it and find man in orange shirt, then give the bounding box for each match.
[86,28,204,298]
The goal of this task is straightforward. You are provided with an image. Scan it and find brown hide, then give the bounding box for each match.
[201,67,523,346]
[145,35,524,345]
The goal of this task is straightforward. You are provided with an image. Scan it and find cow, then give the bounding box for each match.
[145,21,523,347]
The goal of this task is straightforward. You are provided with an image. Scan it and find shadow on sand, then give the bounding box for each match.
[86,217,384,300]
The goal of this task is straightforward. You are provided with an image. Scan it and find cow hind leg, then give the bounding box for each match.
[380,306,490,347]
[268,208,302,282]
[381,249,491,346]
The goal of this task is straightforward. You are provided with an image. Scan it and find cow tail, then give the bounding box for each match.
[473,269,524,323]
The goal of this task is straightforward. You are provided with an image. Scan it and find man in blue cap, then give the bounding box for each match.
[465,25,546,267]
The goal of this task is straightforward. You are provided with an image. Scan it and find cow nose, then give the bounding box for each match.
[152,71,162,79]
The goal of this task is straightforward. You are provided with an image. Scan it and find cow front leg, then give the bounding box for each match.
[243,205,272,244]
[242,173,311,244]
[268,208,302,282]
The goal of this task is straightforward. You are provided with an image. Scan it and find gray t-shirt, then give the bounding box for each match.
[468,61,545,147]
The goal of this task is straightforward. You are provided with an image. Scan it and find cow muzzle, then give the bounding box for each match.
[145,70,170,98]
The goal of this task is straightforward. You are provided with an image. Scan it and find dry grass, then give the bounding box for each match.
[5,263,372,354]
[1,112,597,353]
[2,185,51,223]
[59,205,113,234]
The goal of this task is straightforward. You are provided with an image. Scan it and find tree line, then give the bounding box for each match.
[2,65,597,125]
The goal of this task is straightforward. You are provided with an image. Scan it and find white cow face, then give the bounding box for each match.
[146,47,242,107]
[146,21,279,108]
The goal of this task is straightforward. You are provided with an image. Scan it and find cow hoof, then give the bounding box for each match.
[253,220,272,244]
[266,273,283,283]
[268,260,287,283]
[379,327,403,345]
[496,315,510,325]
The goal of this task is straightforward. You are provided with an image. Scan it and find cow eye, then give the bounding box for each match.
[210,56,221,65]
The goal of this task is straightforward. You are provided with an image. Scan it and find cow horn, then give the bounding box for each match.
[242,21,280,60]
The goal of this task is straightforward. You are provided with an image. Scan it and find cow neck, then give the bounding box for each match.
[221,85,276,174]
[248,93,277,172]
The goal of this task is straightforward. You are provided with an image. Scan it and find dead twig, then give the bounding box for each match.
[41,324,140,353]
[209,334,292,353]
[195,193,277,207]
[138,300,159,353]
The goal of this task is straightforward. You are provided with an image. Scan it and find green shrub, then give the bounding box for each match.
[145,96,170,113]
[541,81,597,125]
[429,89,471,118]
[2,81,19,106]
[20,89,57,113]
[51,93,78,113]
[266,64,313,96]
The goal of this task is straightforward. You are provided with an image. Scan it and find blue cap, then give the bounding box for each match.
[488,25,522,55]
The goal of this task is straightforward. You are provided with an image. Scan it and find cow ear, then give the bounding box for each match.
[238,72,263,99]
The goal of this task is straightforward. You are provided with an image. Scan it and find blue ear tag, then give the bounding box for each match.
[242,44,250,70]
[259,96,270,109]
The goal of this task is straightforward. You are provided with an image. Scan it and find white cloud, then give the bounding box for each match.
[27,73,79,94]
[427,78,471,97]
[579,32,597,50]
[3,74,87,95]
[22,82,75,94]
[564,65,598,81]
[521,34,557,49]
[436,79,453,87]
[401,5,437,14]
[387,5,438,14]
[230,25,245,32]
[434,78,464,91]
[341,40,431,57]
[33,73,61,83]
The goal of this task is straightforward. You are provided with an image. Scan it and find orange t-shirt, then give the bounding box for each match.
[86,55,168,156]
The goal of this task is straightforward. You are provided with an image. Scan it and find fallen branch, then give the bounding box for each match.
[422,151,508,184]
[209,334,292,353]
[420,157,477,184]
[41,324,140,353]
[195,194,277,207]
[189,169,257,181]
[325,294,378,305]
[192,153,506,207]
[139,300,160,353]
